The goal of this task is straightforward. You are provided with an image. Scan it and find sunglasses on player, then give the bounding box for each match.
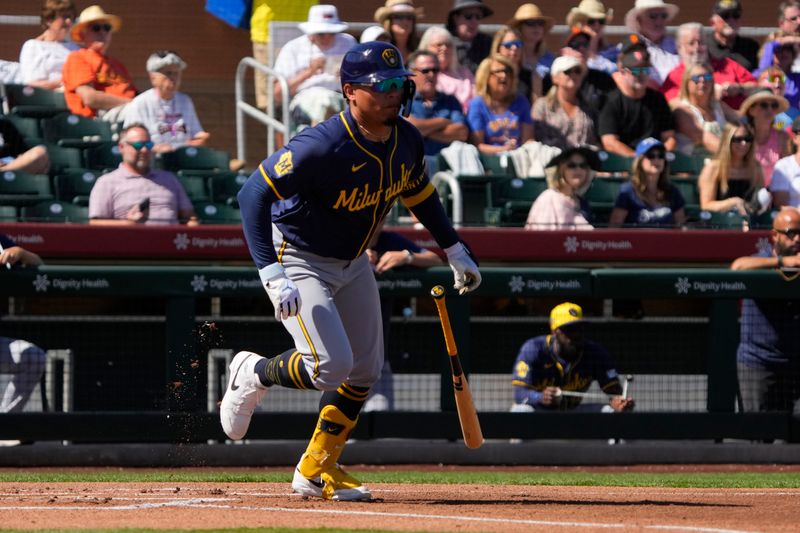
[356,76,407,93]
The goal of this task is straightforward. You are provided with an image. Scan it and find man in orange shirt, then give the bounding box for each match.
[62,5,136,121]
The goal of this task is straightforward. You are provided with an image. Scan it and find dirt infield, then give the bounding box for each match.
[2,469,799,532]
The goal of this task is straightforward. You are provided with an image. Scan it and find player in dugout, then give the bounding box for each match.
[511,302,635,413]
[221,41,481,501]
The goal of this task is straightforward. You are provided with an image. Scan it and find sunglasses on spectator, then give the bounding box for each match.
[758,101,780,110]
[390,14,415,22]
[645,150,666,160]
[90,23,112,33]
[587,18,606,25]
[565,160,589,169]
[647,12,670,21]
[720,11,741,21]
[731,135,753,144]
[764,73,786,85]
[563,67,584,77]
[568,39,590,50]
[522,19,546,27]
[501,40,523,49]
[776,228,800,238]
[357,76,407,93]
[690,73,714,83]
[126,141,154,151]
[460,12,483,21]
[627,66,651,77]
[414,67,439,75]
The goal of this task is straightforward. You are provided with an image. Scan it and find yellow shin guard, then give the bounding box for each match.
[298,404,357,478]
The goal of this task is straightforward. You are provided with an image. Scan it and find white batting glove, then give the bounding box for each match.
[444,242,481,295]
[258,263,302,321]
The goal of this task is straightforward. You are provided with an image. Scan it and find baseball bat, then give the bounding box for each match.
[554,388,611,400]
[622,374,633,399]
[431,285,484,449]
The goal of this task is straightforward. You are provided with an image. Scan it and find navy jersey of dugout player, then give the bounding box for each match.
[511,302,634,412]
[226,41,480,501]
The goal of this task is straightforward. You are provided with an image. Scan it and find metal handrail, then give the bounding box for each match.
[431,170,463,228]
[234,57,290,163]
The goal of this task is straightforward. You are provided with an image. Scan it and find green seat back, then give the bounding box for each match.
[161,146,230,172]
[20,200,88,222]
[54,169,100,205]
[598,151,633,175]
[3,115,43,147]
[4,84,67,118]
[178,175,211,202]
[0,205,18,221]
[45,144,85,172]
[42,114,113,148]
[208,172,248,206]
[193,202,242,224]
[85,141,122,171]
[0,171,54,206]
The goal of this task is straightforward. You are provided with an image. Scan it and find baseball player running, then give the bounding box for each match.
[222,41,481,501]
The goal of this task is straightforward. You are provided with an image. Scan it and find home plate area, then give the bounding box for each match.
[1,482,798,532]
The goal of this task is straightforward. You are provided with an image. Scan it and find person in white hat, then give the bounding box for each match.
[374,0,424,60]
[272,5,356,130]
[360,25,391,44]
[62,4,136,121]
[624,0,680,86]
[566,0,618,70]
[123,50,210,153]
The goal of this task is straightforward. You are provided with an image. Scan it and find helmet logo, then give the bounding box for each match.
[382,48,399,67]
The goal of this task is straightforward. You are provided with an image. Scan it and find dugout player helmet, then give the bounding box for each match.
[340,41,416,117]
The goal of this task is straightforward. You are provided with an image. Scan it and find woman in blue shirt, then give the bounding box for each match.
[467,54,534,154]
[608,137,687,227]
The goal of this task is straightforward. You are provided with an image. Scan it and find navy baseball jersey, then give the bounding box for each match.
[512,334,621,410]
[238,107,458,269]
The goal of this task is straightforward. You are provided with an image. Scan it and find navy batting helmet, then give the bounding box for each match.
[340,41,413,86]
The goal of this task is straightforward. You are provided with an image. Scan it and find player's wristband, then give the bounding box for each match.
[777,255,784,269]
[403,249,413,265]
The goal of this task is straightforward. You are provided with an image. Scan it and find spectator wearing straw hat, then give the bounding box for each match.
[374,0,423,61]
[706,0,760,72]
[272,5,356,131]
[624,0,680,87]
[566,0,618,68]
[741,89,792,187]
[506,3,555,81]
[62,4,136,121]
[445,0,494,75]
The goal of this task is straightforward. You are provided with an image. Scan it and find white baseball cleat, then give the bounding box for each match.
[220,351,268,440]
[292,464,372,501]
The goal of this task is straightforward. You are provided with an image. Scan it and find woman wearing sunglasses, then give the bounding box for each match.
[566,0,618,74]
[374,0,423,61]
[506,3,555,82]
[532,56,598,150]
[609,137,687,227]
[525,146,598,230]
[740,89,791,186]
[467,54,534,154]
[418,26,475,112]
[671,62,737,157]
[491,26,535,105]
[698,123,766,216]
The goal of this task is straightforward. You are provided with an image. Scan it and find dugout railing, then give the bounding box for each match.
[0,265,798,443]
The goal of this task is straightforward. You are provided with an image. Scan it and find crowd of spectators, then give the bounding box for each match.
[4,0,800,229]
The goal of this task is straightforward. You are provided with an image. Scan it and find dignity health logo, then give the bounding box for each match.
[674,276,746,295]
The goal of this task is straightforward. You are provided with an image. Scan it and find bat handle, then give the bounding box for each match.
[431,286,458,357]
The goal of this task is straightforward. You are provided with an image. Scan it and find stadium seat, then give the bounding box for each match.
[491,176,548,226]
[0,171,54,206]
[178,175,211,203]
[2,84,67,118]
[84,141,121,171]
[668,151,705,177]
[42,114,113,149]
[597,151,633,176]
[20,200,88,223]
[160,146,230,174]
[479,153,516,178]
[3,114,44,147]
[54,169,100,206]
[0,205,17,221]
[193,202,241,224]
[45,144,84,173]
[672,178,700,219]
[585,176,625,224]
[208,172,248,206]
[700,210,748,229]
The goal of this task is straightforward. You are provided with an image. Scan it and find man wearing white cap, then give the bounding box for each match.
[624,0,680,86]
[273,5,356,131]
[124,51,209,153]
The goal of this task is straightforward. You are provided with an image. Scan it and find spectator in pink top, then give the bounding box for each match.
[88,123,198,225]
[418,25,475,112]
[740,89,791,187]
